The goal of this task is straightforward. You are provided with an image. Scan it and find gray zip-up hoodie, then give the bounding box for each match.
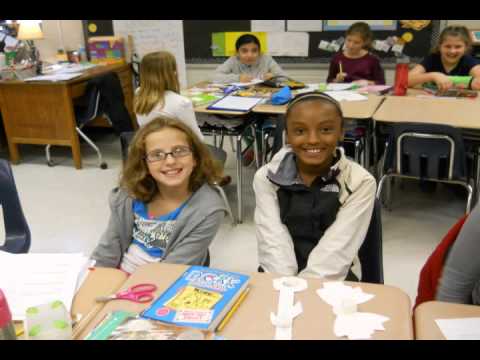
[90,183,227,268]
[211,55,287,84]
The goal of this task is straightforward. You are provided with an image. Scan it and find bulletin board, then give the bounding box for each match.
[183,20,440,64]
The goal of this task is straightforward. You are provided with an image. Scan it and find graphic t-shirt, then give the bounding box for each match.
[120,200,187,274]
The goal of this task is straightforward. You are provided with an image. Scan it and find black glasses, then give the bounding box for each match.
[145,146,192,163]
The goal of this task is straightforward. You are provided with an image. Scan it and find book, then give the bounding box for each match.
[207,95,263,112]
[141,266,250,331]
[85,311,215,340]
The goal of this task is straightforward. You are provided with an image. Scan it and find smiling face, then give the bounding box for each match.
[439,35,468,67]
[237,42,260,66]
[145,128,196,193]
[286,100,343,177]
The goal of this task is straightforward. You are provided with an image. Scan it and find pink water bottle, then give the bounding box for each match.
[0,289,16,340]
[393,57,410,96]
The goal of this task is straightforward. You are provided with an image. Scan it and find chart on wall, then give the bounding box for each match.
[112,20,187,88]
[324,20,397,31]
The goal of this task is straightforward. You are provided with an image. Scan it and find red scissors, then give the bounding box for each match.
[95,283,157,303]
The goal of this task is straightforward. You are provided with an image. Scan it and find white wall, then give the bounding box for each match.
[35,20,85,62]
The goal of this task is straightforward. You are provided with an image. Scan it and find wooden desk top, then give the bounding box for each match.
[0,63,130,87]
[254,95,384,120]
[74,263,413,340]
[373,90,480,130]
[414,301,480,340]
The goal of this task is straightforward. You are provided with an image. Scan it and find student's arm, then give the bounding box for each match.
[469,64,480,90]
[253,165,298,276]
[210,57,241,84]
[436,204,480,304]
[162,210,224,265]
[90,199,124,268]
[408,64,453,91]
[174,98,205,142]
[299,173,376,281]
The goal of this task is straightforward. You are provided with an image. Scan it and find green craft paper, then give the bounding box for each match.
[212,33,226,57]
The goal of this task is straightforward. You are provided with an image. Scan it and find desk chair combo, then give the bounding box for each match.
[376,123,473,214]
[0,159,31,253]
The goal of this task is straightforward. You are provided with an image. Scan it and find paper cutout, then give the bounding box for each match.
[392,43,405,55]
[400,20,431,31]
[318,40,331,51]
[316,282,389,340]
[271,277,307,340]
[267,32,309,57]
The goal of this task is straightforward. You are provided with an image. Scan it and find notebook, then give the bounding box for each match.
[207,95,263,112]
[141,265,250,331]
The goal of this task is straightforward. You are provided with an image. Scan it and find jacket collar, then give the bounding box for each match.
[267,146,346,187]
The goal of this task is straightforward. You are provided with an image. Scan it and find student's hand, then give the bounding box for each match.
[239,74,254,83]
[432,73,453,92]
[335,72,347,82]
[263,72,274,80]
[470,78,480,91]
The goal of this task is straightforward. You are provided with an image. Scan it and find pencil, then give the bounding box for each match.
[216,287,250,332]
[339,61,343,75]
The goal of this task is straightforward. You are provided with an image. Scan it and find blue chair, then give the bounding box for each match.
[0,159,31,253]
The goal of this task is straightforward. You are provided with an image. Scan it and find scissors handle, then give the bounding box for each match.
[130,283,157,293]
[115,283,157,303]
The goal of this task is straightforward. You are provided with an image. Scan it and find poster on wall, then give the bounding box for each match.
[324,20,397,31]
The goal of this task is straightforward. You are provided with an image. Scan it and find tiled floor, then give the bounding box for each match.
[0,128,468,306]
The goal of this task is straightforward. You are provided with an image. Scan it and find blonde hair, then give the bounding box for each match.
[120,116,223,203]
[433,25,472,54]
[134,51,180,115]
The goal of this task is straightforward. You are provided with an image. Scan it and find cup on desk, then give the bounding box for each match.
[24,300,72,340]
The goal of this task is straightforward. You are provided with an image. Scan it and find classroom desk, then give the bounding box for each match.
[73,263,414,340]
[414,301,480,340]
[0,63,136,169]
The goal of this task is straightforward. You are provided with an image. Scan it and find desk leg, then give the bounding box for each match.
[71,139,82,169]
[236,134,243,224]
[7,141,20,164]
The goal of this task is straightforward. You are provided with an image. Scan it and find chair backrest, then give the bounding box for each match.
[75,83,102,127]
[383,122,467,181]
[0,159,31,253]
[358,198,383,284]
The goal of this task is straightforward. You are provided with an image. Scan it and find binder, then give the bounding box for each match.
[207,95,263,112]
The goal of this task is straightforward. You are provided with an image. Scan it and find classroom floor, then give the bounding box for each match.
[0,128,468,306]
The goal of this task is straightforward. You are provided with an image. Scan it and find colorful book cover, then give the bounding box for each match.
[141,266,250,331]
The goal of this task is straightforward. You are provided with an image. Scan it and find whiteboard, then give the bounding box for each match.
[113,20,187,88]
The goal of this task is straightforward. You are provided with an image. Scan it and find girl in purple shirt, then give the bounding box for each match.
[327,22,385,85]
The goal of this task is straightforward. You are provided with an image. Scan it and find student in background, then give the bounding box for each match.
[436,203,480,305]
[135,51,230,184]
[211,34,287,84]
[327,22,385,85]
[253,92,376,280]
[408,25,480,91]
[91,117,227,274]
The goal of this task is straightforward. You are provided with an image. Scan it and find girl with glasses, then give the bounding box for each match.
[91,117,228,274]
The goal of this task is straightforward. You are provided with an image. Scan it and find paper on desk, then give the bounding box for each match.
[24,73,83,82]
[326,83,356,91]
[316,281,374,307]
[324,91,368,102]
[208,95,263,112]
[229,79,265,88]
[435,318,480,340]
[335,312,390,340]
[0,251,90,320]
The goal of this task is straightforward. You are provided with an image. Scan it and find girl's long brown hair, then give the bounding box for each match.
[120,116,223,202]
[346,22,373,50]
[134,51,180,115]
[432,25,472,54]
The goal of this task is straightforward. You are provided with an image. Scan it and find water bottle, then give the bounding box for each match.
[0,289,16,340]
[393,56,410,96]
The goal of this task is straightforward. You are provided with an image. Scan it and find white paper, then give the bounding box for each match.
[0,251,90,320]
[316,281,374,307]
[113,20,187,88]
[24,73,83,82]
[392,43,405,54]
[4,35,18,48]
[229,78,265,87]
[326,83,356,91]
[287,20,323,32]
[295,84,321,95]
[435,318,480,340]
[335,312,390,339]
[323,91,368,102]
[267,32,309,57]
[252,20,285,32]
[208,95,263,112]
[319,40,330,51]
